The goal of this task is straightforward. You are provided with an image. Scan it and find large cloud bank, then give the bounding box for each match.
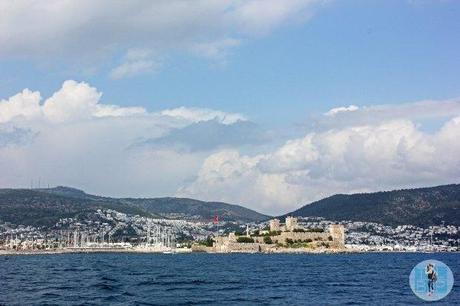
[1,81,460,214]
[179,117,460,213]
[0,80,251,198]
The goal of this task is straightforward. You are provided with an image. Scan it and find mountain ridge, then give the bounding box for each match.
[0,187,270,227]
[3,184,460,228]
[285,184,460,226]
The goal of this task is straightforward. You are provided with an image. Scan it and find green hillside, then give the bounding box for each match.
[0,187,269,227]
[127,197,269,222]
[287,184,460,226]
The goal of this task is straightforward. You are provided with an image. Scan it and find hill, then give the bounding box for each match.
[286,184,460,226]
[0,187,269,227]
[0,188,154,227]
[125,197,267,222]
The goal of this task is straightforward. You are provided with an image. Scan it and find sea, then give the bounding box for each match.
[0,252,458,305]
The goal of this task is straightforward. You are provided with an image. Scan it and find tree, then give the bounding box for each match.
[306,228,324,233]
[263,236,273,244]
[237,236,254,243]
[198,235,214,247]
[320,242,330,248]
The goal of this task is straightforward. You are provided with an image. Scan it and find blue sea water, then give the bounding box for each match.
[0,253,458,305]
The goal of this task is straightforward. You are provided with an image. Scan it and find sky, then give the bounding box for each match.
[0,0,459,215]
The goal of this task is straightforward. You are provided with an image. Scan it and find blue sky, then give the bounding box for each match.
[1,0,459,214]
[1,0,459,125]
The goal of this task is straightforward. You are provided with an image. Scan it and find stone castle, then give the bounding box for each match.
[207,217,345,253]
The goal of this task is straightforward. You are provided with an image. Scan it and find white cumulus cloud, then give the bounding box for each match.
[160,106,246,125]
[0,89,42,123]
[325,105,359,116]
[1,80,149,124]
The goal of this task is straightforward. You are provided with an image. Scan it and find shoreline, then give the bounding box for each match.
[1,248,456,256]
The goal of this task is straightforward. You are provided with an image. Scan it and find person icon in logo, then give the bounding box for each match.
[410,259,453,301]
[425,263,437,296]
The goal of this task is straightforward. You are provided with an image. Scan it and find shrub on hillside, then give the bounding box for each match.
[263,236,273,244]
[237,236,254,243]
[306,228,324,233]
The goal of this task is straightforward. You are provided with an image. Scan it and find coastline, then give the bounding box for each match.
[0,248,454,256]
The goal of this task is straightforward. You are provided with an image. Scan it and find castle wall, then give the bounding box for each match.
[226,242,260,252]
[191,244,214,252]
[210,221,346,253]
[272,232,330,244]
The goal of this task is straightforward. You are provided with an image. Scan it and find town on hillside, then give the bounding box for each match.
[1,209,458,254]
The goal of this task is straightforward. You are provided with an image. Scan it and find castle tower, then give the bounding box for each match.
[329,224,345,247]
[269,219,280,232]
[285,216,298,232]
